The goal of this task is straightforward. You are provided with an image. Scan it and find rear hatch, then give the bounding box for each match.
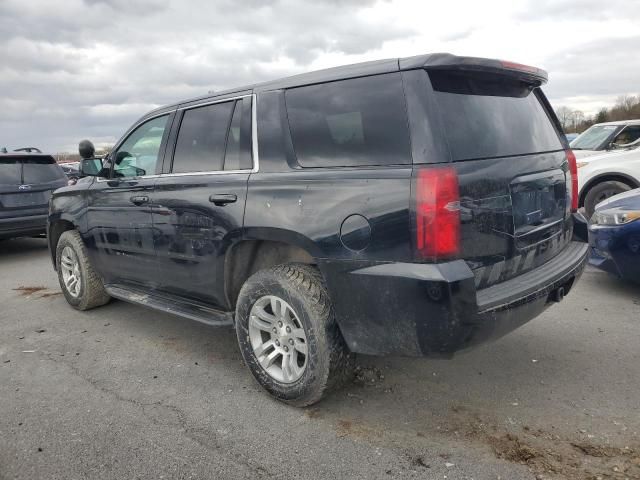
[427,68,572,289]
[0,154,67,219]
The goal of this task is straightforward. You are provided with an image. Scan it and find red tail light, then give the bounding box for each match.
[566,149,578,212]
[415,167,461,260]
[500,60,540,74]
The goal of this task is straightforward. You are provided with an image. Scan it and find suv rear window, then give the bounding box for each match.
[23,161,65,183]
[429,70,563,161]
[0,161,22,185]
[285,73,412,168]
[0,156,64,185]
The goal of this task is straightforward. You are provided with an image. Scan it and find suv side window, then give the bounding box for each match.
[112,114,170,178]
[612,125,640,147]
[284,73,411,168]
[223,98,254,171]
[172,101,235,173]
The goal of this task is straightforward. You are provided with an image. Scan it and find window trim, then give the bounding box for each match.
[162,93,259,177]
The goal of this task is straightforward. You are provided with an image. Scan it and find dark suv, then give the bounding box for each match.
[1,152,67,240]
[48,54,589,406]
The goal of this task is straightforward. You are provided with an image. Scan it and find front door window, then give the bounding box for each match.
[112,115,170,178]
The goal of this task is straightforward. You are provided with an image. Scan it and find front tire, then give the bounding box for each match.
[235,264,354,407]
[584,180,632,218]
[56,230,110,310]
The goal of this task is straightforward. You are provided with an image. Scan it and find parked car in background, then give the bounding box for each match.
[570,120,640,159]
[48,53,589,406]
[1,151,67,240]
[589,188,640,283]
[60,162,80,181]
[565,133,579,143]
[577,147,640,217]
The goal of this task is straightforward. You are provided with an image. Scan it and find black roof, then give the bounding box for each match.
[144,53,548,119]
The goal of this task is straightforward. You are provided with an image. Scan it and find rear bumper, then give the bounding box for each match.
[0,214,48,239]
[321,240,589,357]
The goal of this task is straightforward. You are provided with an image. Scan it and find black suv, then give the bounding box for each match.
[48,54,589,406]
[1,151,67,240]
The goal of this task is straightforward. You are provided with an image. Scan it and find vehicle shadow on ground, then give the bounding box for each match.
[582,265,640,296]
[0,237,49,259]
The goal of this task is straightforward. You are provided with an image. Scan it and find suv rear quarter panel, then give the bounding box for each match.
[247,88,421,355]
[247,89,413,263]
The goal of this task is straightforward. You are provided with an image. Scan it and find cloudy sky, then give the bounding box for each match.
[1,0,638,153]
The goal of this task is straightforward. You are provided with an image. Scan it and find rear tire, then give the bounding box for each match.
[584,180,632,218]
[56,230,110,310]
[235,263,354,407]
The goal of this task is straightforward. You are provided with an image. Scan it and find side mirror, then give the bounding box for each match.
[79,158,103,176]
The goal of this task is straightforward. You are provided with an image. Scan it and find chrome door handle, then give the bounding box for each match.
[130,195,150,205]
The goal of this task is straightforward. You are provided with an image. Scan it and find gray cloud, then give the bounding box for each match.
[1,0,638,152]
[543,36,640,102]
[0,0,412,152]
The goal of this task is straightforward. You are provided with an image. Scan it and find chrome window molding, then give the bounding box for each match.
[251,92,259,173]
[176,93,250,111]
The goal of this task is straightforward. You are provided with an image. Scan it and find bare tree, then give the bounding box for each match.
[555,106,573,131]
[571,110,584,131]
[615,94,637,114]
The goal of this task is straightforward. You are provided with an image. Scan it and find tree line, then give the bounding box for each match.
[555,94,640,133]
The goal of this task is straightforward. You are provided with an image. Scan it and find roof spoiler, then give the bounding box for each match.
[400,53,548,85]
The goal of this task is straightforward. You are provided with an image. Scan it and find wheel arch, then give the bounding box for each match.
[224,229,322,310]
[579,172,639,207]
[48,218,77,269]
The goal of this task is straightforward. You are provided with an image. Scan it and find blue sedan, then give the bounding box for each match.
[588,188,640,283]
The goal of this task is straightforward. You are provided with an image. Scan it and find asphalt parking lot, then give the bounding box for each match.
[1,238,639,480]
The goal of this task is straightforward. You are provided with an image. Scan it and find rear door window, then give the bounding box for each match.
[284,73,412,168]
[429,70,563,161]
[172,101,235,173]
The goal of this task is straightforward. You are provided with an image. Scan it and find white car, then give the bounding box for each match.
[571,119,640,159]
[577,147,640,217]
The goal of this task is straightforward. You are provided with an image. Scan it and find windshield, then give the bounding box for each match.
[570,124,621,150]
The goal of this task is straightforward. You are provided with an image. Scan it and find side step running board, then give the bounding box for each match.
[104,284,234,327]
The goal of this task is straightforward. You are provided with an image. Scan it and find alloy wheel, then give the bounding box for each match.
[60,246,81,298]
[248,295,308,383]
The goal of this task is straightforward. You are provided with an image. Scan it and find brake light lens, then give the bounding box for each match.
[500,60,540,74]
[415,167,461,260]
[566,149,578,212]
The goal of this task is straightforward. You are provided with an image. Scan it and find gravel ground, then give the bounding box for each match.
[1,237,639,480]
